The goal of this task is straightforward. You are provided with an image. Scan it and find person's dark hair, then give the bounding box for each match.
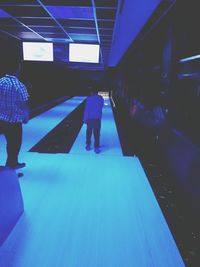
[89,84,99,94]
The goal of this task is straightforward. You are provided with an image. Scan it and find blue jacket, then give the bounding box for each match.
[84,94,104,122]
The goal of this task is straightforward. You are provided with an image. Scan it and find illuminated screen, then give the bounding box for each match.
[23,42,53,61]
[69,43,100,63]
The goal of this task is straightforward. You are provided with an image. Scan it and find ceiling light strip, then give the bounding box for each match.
[36,0,73,42]
[0,28,21,40]
[110,0,121,50]
[97,19,115,21]
[2,16,47,41]
[91,0,104,66]
[179,54,200,63]
[0,8,45,40]
[95,7,117,10]
[0,4,40,7]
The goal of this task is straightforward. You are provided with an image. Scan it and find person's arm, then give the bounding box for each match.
[83,100,88,123]
[101,96,104,107]
[17,81,30,123]
[20,101,30,124]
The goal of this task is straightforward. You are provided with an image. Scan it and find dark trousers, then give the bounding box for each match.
[0,120,22,167]
[86,119,101,148]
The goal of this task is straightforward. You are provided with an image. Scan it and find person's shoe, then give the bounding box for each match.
[11,162,26,170]
[94,147,100,154]
[85,145,91,151]
[17,172,24,178]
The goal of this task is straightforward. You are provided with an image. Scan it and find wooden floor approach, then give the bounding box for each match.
[0,98,185,267]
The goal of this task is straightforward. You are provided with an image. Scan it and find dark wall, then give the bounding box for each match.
[110,0,200,215]
[21,63,107,108]
[0,33,22,76]
[111,0,200,144]
[21,62,76,108]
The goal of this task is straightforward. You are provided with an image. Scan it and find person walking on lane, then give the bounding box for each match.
[84,86,104,154]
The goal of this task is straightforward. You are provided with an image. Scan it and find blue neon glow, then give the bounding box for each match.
[0,9,11,18]
[18,32,43,39]
[46,6,94,20]
[45,38,71,43]
[180,54,200,63]
[109,0,161,66]
[0,97,185,267]
[68,33,98,42]
[0,97,86,154]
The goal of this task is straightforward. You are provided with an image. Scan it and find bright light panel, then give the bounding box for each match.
[180,54,200,63]
[23,42,53,61]
[69,43,99,63]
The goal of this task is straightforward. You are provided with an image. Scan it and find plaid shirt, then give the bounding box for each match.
[0,74,29,123]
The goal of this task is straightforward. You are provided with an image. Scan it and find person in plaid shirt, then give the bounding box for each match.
[0,61,29,169]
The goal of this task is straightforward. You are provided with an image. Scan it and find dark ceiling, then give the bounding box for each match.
[0,0,118,69]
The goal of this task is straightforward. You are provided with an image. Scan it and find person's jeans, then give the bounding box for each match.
[86,119,101,148]
[0,120,22,167]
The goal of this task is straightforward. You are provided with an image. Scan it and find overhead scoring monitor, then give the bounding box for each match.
[69,43,100,63]
[22,42,53,61]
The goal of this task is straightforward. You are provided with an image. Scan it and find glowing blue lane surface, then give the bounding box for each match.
[70,99,123,156]
[0,97,86,153]
[0,152,184,267]
[0,96,184,266]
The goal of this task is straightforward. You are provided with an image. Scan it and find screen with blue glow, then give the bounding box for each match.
[69,43,100,63]
[22,42,53,61]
